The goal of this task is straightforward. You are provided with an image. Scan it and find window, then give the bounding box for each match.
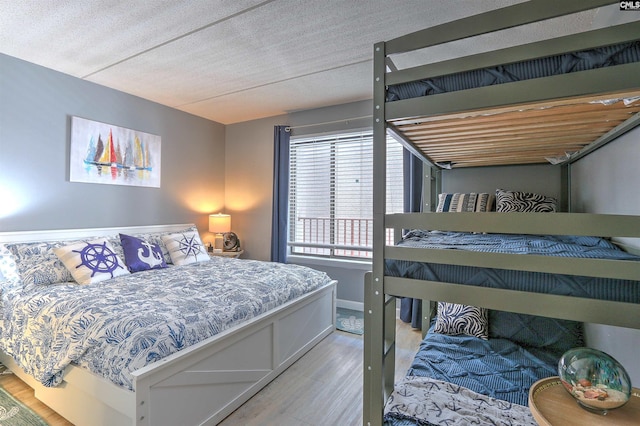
[288,130,404,259]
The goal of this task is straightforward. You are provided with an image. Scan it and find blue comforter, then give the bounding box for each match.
[388,231,640,304]
[408,327,559,406]
[395,230,640,260]
[0,257,332,391]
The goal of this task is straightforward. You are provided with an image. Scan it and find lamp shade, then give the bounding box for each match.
[209,213,231,234]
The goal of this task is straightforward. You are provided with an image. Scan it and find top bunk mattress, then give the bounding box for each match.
[387,41,640,102]
[385,230,640,303]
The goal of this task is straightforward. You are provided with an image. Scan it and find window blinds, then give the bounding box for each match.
[288,131,403,259]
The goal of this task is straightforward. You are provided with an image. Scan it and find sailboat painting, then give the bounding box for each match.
[70,116,161,187]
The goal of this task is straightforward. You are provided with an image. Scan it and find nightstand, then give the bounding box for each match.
[209,250,243,259]
[529,377,640,425]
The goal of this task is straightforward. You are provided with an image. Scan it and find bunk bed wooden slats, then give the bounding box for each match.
[390,91,640,168]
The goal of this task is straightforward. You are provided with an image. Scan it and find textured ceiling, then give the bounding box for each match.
[1,1,636,124]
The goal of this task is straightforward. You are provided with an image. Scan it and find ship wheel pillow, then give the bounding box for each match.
[54,239,130,285]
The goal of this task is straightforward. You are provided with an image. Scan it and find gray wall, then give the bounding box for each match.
[0,54,225,238]
[570,128,640,386]
[441,164,561,203]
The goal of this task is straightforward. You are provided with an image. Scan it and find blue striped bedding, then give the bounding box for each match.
[386,230,640,303]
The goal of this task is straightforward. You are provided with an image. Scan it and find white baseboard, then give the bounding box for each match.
[336,299,363,312]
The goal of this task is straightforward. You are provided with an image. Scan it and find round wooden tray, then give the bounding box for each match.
[529,377,640,426]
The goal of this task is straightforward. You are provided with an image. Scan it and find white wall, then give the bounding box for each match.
[570,127,640,386]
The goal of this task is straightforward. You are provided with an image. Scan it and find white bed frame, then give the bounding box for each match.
[0,224,337,426]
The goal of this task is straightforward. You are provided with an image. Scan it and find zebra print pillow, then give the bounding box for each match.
[433,302,488,340]
[495,189,557,212]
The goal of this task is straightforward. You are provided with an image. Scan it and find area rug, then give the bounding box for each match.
[0,385,48,425]
[336,307,364,335]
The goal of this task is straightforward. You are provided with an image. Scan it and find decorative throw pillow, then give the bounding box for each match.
[161,231,210,266]
[7,241,79,285]
[0,243,21,288]
[495,189,557,212]
[489,311,583,354]
[119,233,168,273]
[54,239,130,285]
[133,226,197,265]
[436,193,495,212]
[433,302,488,340]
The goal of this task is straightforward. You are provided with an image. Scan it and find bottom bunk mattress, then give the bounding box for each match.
[384,328,563,426]
[0,257,333,391]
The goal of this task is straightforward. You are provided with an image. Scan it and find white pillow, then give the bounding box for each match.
[54,239,130,285]
[162,231,210,265]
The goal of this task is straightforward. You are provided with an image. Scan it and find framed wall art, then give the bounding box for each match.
[70,116,161,187]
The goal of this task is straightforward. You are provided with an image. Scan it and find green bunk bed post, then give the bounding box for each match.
[363,39,392,426]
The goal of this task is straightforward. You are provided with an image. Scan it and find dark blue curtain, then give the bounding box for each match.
[400,149,424,329]
[271,126,290,263]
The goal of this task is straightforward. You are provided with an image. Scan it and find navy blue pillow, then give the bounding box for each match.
[119,233,168,273]
[489,311,583,355]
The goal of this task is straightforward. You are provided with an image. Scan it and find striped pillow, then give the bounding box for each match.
[434,302,488,340]
[436,193,495,212]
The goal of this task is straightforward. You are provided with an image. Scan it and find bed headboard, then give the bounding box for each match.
[0,223,196,244]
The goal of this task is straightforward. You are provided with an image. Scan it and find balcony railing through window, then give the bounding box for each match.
[289,217,395,259]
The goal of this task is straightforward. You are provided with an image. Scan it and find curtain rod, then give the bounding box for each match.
[286,115,372,131]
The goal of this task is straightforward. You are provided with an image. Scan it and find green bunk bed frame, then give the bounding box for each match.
[364,1,640,425]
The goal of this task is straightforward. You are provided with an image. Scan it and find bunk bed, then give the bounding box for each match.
[364,1,640,425]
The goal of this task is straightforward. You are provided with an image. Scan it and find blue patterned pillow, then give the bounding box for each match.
[434,302,488,340]
[161,231,210,266]
[0,243,21,289]
[119,233,168,273]
[495,188,556,212]
[7,241,80,285]
[54,239,130,285]
[489,311,583,354]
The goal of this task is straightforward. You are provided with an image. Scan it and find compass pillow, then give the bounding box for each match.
[119,233,168,273]
[54,239,130,285]
[162,231,210,266]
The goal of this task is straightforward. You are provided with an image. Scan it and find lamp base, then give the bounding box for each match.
[214,234,224,251]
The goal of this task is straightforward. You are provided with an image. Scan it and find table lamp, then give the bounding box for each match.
[209,213,231,253]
